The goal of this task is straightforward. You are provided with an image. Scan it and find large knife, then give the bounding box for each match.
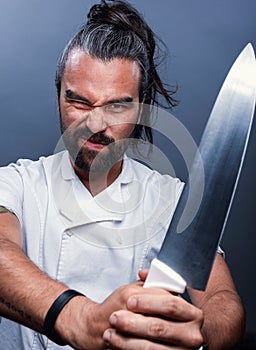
[144,43,256,293]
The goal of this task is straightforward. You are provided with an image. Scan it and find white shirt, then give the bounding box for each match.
[0,151,183,349]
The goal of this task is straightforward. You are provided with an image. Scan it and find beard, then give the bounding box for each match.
[73,141,127,172]
[60,118,131,173]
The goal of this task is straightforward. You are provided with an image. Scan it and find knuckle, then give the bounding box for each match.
[120,285,138,300]
[194,308,204,324]
[122,316,135,332]
[189,330,204,347]
[166,298,179,316]
[198,309,204,321]
[119,285,132,303]
[148,320,167,338]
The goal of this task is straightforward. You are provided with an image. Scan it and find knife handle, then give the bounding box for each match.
[143,258,186,294]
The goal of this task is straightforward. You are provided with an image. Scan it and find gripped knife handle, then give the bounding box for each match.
[143,258,186,294]
[144,261,204,350]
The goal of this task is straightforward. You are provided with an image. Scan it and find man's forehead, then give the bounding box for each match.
[64,48,141,75]
[61,49,141,102]
[65,48,87,67]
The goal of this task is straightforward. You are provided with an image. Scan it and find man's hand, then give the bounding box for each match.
[103,294,204,349]
[55,281,170,349]
[55,278,204,350]
[102,270,204,350]
[101,255,245,350]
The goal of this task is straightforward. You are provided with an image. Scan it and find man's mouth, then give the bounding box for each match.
[81,133,115,151]
[83,139,107,150]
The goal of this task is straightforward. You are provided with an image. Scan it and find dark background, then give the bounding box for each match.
[0,0,255,346]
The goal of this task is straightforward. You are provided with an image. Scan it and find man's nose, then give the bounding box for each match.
[85,107,108,133]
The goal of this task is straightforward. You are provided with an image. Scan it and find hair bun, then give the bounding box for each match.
[87,1,111,24]
[87,1,135,31]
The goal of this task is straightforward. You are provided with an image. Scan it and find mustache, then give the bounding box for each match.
[74,127,115,146]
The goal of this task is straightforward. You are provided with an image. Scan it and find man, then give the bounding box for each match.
[0,1,245,349]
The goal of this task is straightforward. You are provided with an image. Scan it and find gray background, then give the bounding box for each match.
[0,0,255,343]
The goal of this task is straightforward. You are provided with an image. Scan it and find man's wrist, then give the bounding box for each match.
[43,289,85,345]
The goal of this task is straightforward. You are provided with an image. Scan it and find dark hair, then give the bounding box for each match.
[55,0,177,144]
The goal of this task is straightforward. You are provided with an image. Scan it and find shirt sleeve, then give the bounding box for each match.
[0,163,24,224]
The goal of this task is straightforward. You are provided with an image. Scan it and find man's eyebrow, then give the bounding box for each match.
[65,89,133,105]
[107,97,134,104]
[65,89,92,104]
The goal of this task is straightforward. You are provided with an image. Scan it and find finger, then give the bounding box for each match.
[103,328,192,350]
[127,293,203,322]
[138,269,149,281]
[108,310,204,348]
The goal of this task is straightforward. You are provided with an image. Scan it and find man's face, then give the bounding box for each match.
[58,49,141,173]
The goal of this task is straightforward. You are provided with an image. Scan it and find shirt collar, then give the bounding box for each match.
[56,151,136,228]
[61,151,76,180]
[60,150,134,185]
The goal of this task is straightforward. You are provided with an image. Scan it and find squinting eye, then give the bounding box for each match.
[78,103,92,110]
[105,103,130,113]
[69,100,92,110]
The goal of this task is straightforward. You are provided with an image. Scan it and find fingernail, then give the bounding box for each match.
[127,296,137,309]
[103,330,112,342]
[109,314,117,326]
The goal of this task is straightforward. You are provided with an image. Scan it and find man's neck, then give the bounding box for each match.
[73,159,123,197]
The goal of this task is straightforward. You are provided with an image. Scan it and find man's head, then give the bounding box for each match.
[56,0,176,173]
[59,51,142,173]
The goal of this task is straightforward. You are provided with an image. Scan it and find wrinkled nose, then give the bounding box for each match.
[86,107,108,134]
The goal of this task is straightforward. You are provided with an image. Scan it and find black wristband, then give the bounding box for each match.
[43,289,84,346]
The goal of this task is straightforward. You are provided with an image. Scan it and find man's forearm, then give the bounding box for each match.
[200,290,245,349]
[189,254,246,349]
[0,237,126,349]
[0,238,68,332]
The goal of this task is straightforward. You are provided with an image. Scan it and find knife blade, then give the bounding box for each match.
[144,43,256,293]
